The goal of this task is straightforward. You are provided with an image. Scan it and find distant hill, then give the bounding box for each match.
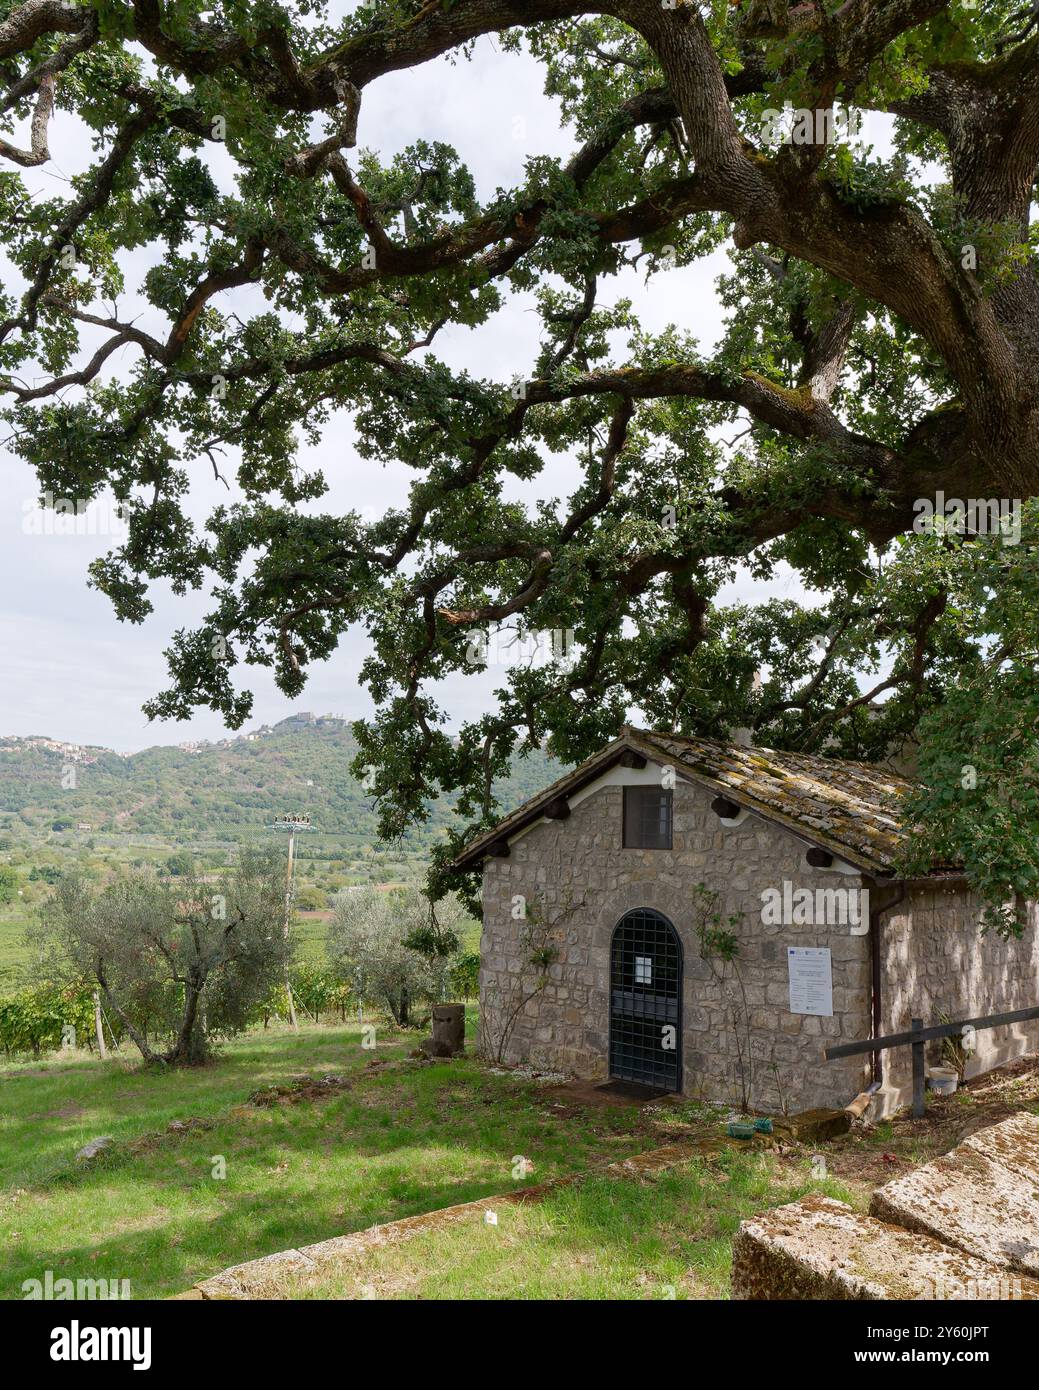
[0,716,561,857]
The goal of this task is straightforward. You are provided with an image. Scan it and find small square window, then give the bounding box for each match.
[635,955,653,985]
[623,787,673,849]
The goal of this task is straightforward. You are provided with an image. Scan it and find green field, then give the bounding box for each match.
[0,1017,856,1301]
[0,909,32,991]
[291,910,333,966]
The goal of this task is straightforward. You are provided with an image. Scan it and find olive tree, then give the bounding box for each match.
[327,886,464,1026]
[34,848,289,1065]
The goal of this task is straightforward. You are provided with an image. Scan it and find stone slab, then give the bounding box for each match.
[195,1247,316,1300]
[772,1107,851,1143]
[75,1136,114,1161]
[870,1112,1039,1277]
[731,1193,1039,1300]
[959,1109,1039,1179]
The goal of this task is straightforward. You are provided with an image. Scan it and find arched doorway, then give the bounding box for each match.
[609,908,682,1091]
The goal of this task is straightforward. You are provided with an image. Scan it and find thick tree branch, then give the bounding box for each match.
[0,70,54,165]
[0,0,86,57]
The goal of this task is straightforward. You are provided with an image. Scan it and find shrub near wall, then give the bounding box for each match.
[450,951,480,1001]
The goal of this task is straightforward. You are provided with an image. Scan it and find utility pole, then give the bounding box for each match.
[270,813,314,1032]
[283,823,298,1030]
[93,990,107,1060]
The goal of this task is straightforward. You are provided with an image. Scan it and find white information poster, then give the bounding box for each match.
[787,946,833,1017]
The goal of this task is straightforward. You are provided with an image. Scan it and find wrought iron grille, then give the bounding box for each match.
[609,908,682,1090]
[622,787,673,849]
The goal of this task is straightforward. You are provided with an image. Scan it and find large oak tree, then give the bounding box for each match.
[1,0,1037,925]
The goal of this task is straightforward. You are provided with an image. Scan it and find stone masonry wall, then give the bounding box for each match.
[878,888,1039,1111]
[479,772,874,1113]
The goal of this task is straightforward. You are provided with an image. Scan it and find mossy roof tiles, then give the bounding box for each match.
[452,726,949,877]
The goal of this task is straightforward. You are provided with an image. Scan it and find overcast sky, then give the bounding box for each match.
[0,12,843,753]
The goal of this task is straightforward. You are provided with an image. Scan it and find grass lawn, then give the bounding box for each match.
[262,1151,854,1300]
[3,1015,820,1301]
[5,1015,1034,1302]
[242,1057,1039,1301]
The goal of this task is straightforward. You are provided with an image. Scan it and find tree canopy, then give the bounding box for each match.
[1,1,1037,925]
[34,847,289,1063]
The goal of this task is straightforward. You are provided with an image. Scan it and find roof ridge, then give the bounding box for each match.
[630,725,918,787]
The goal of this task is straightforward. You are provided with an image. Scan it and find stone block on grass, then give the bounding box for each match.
[772,1107,851,1143]
[870,1112,1039,1278]
[731,1193,1039,1300]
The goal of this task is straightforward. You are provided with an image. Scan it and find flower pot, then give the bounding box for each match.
[928,1066,959,1096]
[726,1120,756,1139]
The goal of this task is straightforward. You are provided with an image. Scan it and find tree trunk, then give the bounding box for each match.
[165,978,203,1065]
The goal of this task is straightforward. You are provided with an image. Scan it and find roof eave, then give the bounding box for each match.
[451,728,903,876]
[449,733,642,871]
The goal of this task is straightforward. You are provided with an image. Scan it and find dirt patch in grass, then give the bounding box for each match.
[6,1065,82,1079]
[249,1056,409,1107]
[249,1073,358,1107]
[539,1078,685,1111]
[125,1117,215,1156]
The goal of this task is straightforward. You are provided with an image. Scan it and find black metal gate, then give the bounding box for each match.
[609,909,682,1091]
